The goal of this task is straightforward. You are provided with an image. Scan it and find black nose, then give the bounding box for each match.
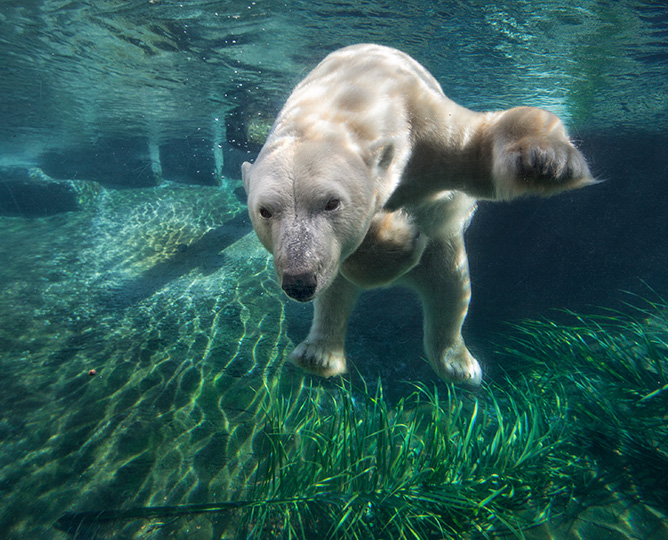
[282,272,317,302]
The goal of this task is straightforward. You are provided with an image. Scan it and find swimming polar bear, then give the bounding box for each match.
[242,44,593,384]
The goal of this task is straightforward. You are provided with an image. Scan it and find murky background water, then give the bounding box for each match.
[1,1,667,538]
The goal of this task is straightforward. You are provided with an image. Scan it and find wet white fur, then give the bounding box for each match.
[243,44,593,384]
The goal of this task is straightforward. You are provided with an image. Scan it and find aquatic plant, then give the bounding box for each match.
[56,374,587,539]
[57,298,668,538]
[241,377,587,540]
[500,297,668,513]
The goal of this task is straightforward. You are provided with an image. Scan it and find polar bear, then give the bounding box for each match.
[242,44,593,384]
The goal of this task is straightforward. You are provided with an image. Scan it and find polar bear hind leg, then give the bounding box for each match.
[401,234,482,384]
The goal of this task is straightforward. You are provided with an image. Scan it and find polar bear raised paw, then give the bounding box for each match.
[491,107,595,199]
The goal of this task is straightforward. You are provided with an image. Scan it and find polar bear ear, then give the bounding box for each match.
[367,138,395,173]
[241,161,253,194]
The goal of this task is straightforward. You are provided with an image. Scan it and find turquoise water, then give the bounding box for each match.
[1,1,667,538]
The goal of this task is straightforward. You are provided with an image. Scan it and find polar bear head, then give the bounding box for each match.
[243,139,379,302]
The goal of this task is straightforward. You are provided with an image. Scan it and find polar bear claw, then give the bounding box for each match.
[290,340,347,378]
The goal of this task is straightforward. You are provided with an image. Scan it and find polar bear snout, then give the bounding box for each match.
[282,271,318,302]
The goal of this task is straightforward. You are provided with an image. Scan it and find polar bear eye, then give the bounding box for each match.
[259,207,272,219]
[324,198,341,212]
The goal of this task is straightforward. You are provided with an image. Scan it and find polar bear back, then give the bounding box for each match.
[264,44,475,208]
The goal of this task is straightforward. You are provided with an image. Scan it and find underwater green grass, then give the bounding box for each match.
[58,376,586,539]
[241,297,668,539]
[241,377,586,540]
[500,296,668,515]
[56,297,668,538]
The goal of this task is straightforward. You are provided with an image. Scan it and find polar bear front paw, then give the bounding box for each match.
[290,340,347,378]
[505,137,590,191]
[492,107,594,199]
[431,343,482,385]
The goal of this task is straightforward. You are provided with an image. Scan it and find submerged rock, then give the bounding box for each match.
[160,135,221,186]
[0,167,103,216]
[38,136,162,188]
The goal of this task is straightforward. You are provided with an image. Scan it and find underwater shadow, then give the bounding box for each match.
[101,212,252,310]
